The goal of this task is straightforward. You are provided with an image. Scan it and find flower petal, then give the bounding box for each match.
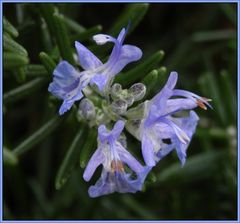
[129,166,151,191]
[111,120,125,140]
[141,133,156,166]
[88,170,114,198]
[153,122,176,139]
[93,34,115,45]
[173,89,213,109]
[164,98,198,116]
[98,120,125,142]
[170,111,199,165]
[156,143,175,160]
[173,111,199,138]
[48,61,84,115]
[159,117,190,144]
[107,44,142,77]
[93,28,126,46]
[59,100,75,115]
[75,41,103,70]
[88,169,150,198]
[117,28,127,44]
[116,142,144,173]
[53,61,79,79]
[175,140,187,166]
[48,61,80,99]
[97,124,109,142]
[83,147,104,182]
[90,73,108,91]
[151,71,178,110]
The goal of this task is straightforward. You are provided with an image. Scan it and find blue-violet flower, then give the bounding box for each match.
[140,72,212,167]
[83,120,151,198]
[48,27,142,115]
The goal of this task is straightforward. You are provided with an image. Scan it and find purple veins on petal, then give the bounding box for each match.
[48,61,83,115]
[83,120,151,198]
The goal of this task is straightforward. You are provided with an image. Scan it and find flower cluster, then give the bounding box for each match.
[48,27,212,198]
[48,26,142,115]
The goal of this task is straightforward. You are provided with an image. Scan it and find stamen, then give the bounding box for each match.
[196,99,207,110]
[202,97,212,102]
[159,117,190,144]
[111,160,124,172]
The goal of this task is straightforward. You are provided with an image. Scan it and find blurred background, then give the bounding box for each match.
[3,3,237,220]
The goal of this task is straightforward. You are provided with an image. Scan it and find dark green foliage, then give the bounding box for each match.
[116,50,165,86]
[3,3,237,221]
[55,126,87,190]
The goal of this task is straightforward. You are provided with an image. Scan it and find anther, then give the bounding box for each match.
[196,99,207,110]
[111,160,124,172]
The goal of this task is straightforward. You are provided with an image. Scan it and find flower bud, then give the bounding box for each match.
[125,95,134,106]
[111,99,127,115]
[128,83,146,101]
[111,83,122,98]
[78,98,96,120]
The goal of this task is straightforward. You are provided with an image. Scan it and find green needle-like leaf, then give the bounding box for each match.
[3,33,28,56]
[196,127,228,140]
[109,3,149,36]
[3,78,48,104]
[79,130,97,169]
[3,147,18,166]
[141,69,158,99]
[3,52,29,70]
[149,66,168,95]
[142,67,167,99]
[40,19,53,52]
[155,151,224,185]
[192,30,236,42]
[53,13,74,64]
[220,70,236,123]
[23,64,49,77]
[62,15,86,34]
[39,4,56,37]
[204,72,227,126]
[3,16,19,38]
[142,69,158,87]
[71,25,102,42]
[39,52,56,75]
[13,115,65,156]
[55,126,87,190]
[14,67,26,83]
[121,196,157,219]
[115,50,164,86]
[39,4,74,64]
